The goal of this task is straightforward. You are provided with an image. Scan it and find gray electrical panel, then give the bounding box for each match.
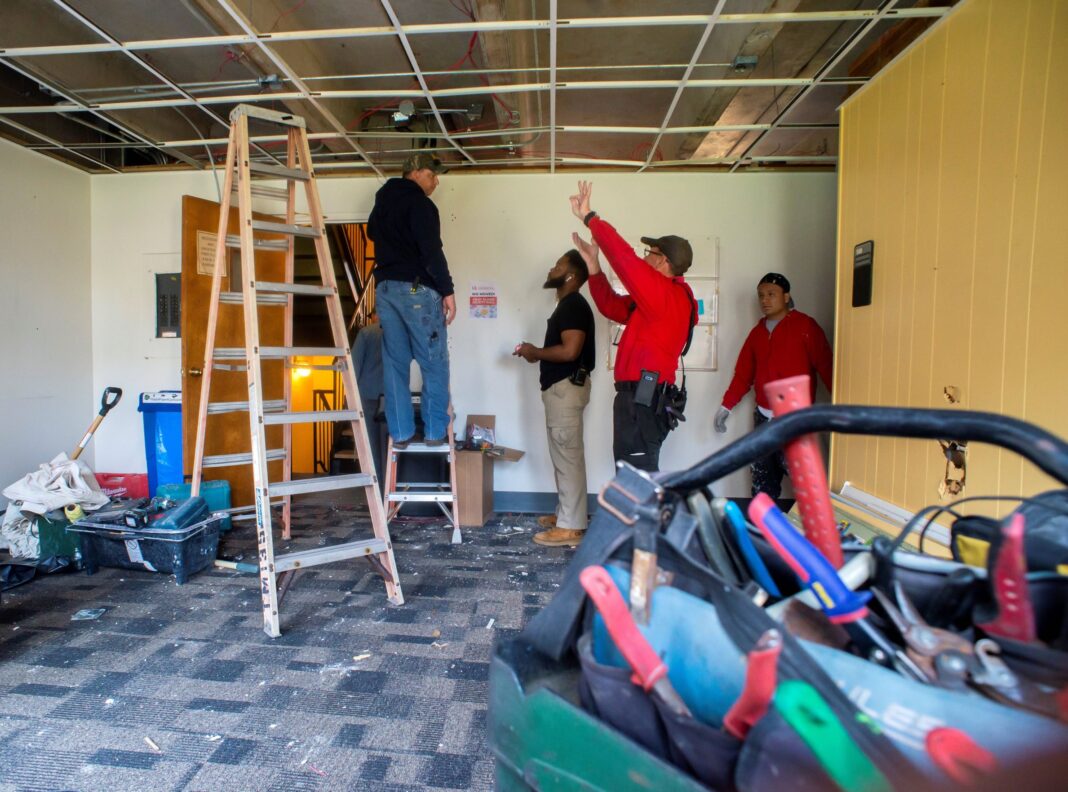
[156,273,180,338]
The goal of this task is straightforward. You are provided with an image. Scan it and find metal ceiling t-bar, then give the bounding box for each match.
[639,0,728,174]
[548,0,558,174]
[24,121,838,152]
[213,0,384,178]
[0,9,950,59]
[0,76,865,116]
[379,0,476,166]
[729,0,905,172]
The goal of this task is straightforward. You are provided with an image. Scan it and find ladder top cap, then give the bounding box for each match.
[230,103,306,129]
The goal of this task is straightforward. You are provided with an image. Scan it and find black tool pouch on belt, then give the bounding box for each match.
[660,382,688,431]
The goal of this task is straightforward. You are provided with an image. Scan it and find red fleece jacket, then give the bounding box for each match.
[585,216,696,384]
[721,309,833,410]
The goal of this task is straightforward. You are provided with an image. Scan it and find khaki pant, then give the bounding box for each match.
[541,378,592,530]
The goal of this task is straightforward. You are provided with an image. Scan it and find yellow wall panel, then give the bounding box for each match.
[832,0,1068,516]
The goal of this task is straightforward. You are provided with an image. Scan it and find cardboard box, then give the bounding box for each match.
[456,415,524,528]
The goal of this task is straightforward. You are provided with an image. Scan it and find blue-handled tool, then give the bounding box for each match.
[717,498,782,597]
[749,494,930,682]
[749,494,869,623]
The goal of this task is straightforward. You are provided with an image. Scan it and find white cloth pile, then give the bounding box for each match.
[1,453,111,559]
[3,453,110,515]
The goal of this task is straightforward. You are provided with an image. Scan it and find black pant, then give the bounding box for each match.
[751,409,788,498]
[362,398,387,495]
[612,389,671,473]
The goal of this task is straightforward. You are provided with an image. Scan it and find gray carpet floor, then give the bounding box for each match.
[0,505,571,791]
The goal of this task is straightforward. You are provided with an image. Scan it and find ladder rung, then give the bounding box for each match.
[203,448,287,468]
[207,399,286,415]
[286,361,348,372]
[274,538,387,574]
[225,234,289,251]
[220,291,288,305]
[230,104,307,129]
[386,493,455,503]
[333,451,355,460]
[234,183,290,201]
[213,346,347,360]
[246,161,310,181]
[251,219,321,239]
[264,346,346,358]
[263,409,360,425]
[256,281,334,296]
[269,473,374,497]
[391,443,454,454]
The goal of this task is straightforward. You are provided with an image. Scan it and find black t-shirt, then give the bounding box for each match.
[540,292,596,391]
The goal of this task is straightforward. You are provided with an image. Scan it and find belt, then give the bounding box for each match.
[615,381,639,393]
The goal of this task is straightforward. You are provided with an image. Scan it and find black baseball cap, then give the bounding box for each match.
[759,272,791,293]
[403,152,448,174]
[640,234,693,275]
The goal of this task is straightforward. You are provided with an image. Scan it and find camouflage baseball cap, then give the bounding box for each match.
[402,152,448,174]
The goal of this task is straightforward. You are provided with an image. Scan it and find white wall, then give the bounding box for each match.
[90,170,837,496]
[0,139,92,505]
[90,171,221,472]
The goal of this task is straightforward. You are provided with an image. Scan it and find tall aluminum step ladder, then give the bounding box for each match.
[383,408,461,544]
[190,104,403,637]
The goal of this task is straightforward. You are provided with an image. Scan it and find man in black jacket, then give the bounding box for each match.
[368,153,456,447]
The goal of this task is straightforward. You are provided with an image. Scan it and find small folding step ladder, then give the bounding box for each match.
[383,411,461,544]
[191,104,403,637]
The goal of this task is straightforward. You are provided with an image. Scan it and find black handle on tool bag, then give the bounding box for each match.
[99,387,123,416]
[661,405,1068,492]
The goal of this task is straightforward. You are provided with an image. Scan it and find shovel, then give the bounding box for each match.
[71,387,123,460]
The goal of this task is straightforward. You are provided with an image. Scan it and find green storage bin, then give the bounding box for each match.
[36,510,81,560]
[156,480,231,530]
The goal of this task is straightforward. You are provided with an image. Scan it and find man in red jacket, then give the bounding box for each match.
[715,272,833,497]
[570,181,697,473]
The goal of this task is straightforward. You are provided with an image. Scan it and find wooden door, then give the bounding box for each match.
[181,195,286,507]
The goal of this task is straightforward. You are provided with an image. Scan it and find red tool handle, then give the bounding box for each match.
[979,513,1037,643]
[764,375,844,568]
[723,629,782,739]
[925,727,997,785]
[580,565,667,692]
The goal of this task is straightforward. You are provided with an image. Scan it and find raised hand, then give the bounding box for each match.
[568,180,593,220]
[571,232,601,276]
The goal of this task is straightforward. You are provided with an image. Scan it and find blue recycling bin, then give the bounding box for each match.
[138,391,184,497]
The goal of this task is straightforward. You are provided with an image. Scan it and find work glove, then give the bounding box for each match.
[713,406,730,434]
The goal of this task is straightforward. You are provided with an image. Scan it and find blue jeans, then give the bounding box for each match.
[375,280,451,441]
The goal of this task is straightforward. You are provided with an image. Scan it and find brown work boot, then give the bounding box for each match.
[536,514,557,530]
[533,527,585,547]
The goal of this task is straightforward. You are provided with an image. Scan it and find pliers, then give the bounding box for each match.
[874,583,1066,721]
[871,582,978,688]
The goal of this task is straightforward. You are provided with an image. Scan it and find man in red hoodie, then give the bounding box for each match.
[570,180,697,473]
[715,272,833,497]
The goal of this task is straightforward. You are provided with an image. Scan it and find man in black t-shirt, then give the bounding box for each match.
[514,250,596,547]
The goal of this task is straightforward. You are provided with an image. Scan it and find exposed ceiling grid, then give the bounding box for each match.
[0,1,957,174]
[379,0,476,165]
[640,0,728,173]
